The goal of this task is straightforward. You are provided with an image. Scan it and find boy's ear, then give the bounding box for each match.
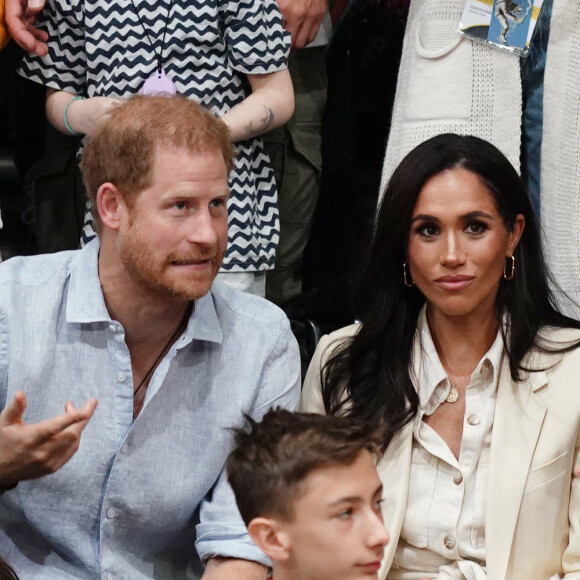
[248,517,291,562]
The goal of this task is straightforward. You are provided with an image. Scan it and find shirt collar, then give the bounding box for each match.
[413,305,504,415]
[66,238,223,344]
[66,238,111,324]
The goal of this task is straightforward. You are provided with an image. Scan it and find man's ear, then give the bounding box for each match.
[96,183,127,230]
[248,517,291,563]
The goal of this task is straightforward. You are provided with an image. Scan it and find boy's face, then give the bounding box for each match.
[280,449,389,580]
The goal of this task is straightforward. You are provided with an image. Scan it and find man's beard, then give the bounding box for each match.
[120,222,223,302]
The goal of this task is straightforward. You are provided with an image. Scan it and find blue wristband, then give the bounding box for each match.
[64,96,85,136]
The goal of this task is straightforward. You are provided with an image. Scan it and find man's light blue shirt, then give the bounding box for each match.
[0,240,301,579]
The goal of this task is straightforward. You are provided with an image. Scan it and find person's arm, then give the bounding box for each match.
[196,319,300,571]
[220,69,294,143]
[275,0,329,49]
[202,557,269,580]
[0,390,97,489]
[4,0,48,55]
[45,88,120,136]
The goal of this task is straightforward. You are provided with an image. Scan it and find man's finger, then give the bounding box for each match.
[291,12,325,49]
[5,0,49,56]
[62,399,98,438]
[26,0,46,12]
[31,399,97,444]
[0,391,27,426]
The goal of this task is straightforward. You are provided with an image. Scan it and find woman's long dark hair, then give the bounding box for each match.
[0,556,18,580]
[322,134,580,437]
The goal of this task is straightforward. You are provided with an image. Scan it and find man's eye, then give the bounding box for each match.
[210,199,225,208]
[174,201,187,210]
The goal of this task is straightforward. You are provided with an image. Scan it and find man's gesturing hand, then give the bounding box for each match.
[5,0,49,56]
[0,391,97,487]
[276,0,328,50]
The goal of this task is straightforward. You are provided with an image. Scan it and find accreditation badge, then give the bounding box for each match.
[458,0,546,57]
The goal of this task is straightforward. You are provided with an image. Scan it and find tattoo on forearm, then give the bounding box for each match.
[244,105,275,136]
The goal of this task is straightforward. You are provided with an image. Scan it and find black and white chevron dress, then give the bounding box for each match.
[19,0,290,272]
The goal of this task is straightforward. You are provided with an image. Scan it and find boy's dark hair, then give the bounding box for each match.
[226,409,386,525]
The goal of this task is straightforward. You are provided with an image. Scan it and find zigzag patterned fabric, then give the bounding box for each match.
[19,0,291,272]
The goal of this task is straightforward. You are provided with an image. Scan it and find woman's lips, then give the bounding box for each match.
[435,275,474,291]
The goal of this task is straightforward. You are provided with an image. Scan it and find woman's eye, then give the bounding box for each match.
[466,222,487,234]
[374,498,384,512]
[418,224,438,237]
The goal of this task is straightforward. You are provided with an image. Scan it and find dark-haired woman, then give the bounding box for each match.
[301,134,580,580]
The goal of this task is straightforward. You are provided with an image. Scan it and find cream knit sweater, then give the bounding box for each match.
[380,0,580,311]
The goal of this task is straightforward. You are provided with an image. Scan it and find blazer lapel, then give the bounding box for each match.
[379,421,413,579]
[485,356,547,579]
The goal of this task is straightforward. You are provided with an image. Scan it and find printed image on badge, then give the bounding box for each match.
[488,0,533,48]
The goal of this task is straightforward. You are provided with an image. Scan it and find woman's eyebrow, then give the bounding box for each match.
[410,214,439,224]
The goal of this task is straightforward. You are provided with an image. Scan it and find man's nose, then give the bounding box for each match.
[187,211,218,246]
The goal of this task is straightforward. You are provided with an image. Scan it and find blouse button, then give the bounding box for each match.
[444,534,456,550]
[467,414,481,426]
[453,471,463,485]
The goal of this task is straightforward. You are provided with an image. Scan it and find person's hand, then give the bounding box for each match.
[65,96,121,135]
[276,0,328,50]
[4,0,49,57]
[0,391,97,487]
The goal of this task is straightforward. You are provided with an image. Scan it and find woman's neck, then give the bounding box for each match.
[427,305,500,376]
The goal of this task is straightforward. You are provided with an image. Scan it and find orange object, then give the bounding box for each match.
[0,0,9,51]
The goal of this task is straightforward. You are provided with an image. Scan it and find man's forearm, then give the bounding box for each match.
[202,557,269,580]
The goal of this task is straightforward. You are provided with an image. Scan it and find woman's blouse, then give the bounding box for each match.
[389,309,503,580]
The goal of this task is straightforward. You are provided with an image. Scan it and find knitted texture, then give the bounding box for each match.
[379,0,522,196]
[541,0,580,313]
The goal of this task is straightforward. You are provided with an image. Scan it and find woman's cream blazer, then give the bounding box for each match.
[301,324,580,580]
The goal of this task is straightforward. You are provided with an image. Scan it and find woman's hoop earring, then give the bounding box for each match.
[503,255,515,281]
[403,262,414,287]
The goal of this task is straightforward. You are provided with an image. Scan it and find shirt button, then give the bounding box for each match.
[108,324,117,332]
[444,534,456,550]
[117,372,126,382]
[106,574,114,580]
[467,414,481,426]
[107,508,116,519]
[120,445,127,454]
[453,471,463,485]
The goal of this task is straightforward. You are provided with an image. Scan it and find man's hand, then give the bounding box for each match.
[5,0,49,57]
[276,0,328,50]
[0,390,97,487]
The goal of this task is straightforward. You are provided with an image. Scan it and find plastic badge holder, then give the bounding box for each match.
[457,0,545,58]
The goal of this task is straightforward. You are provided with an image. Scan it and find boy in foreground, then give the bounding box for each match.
[227,409,390,580]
